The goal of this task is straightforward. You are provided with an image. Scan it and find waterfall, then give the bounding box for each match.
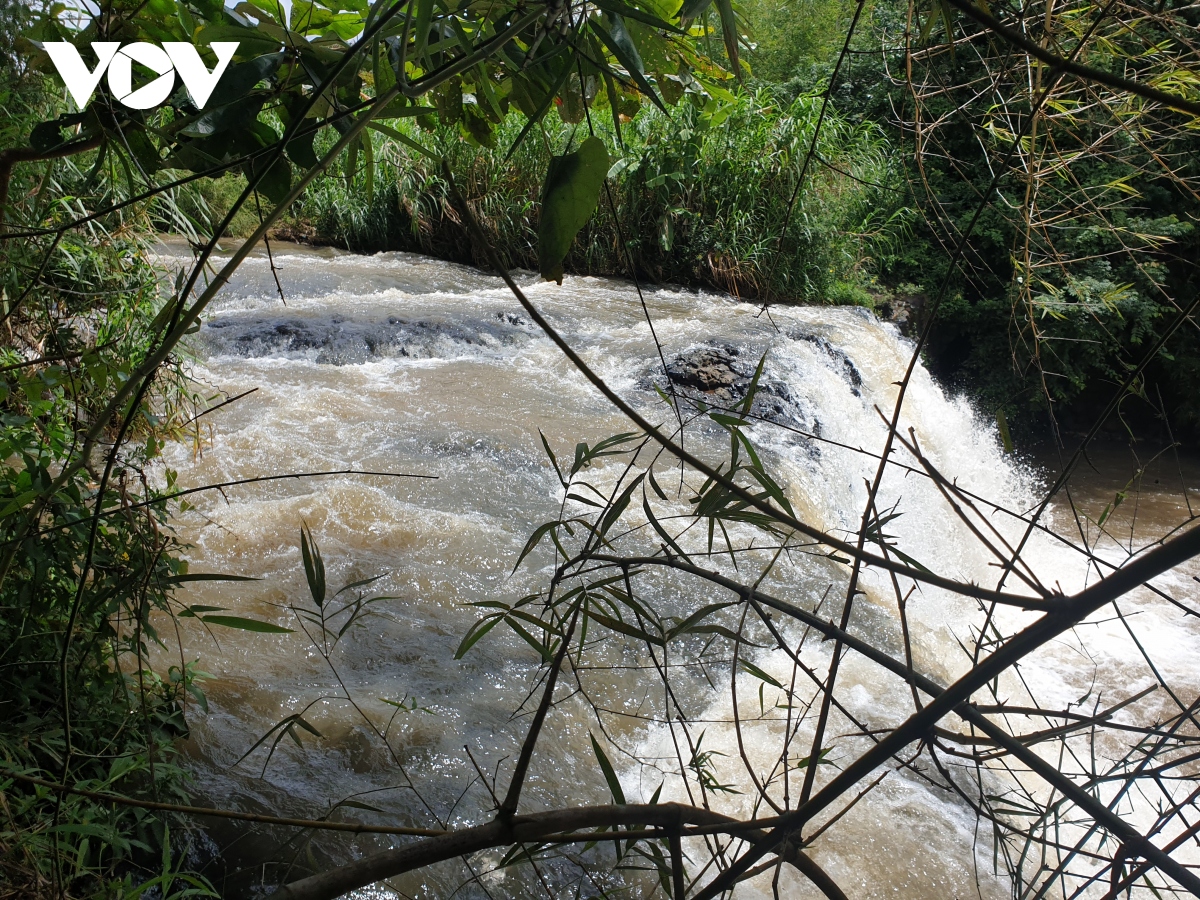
[157,241,1197,899]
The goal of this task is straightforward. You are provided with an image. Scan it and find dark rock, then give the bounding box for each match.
[198,311,537,363]
[876,291,927,336]
[664,345,750,401]
[657,344,819,440]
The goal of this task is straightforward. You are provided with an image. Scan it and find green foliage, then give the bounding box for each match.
[538,136,610,283]
[297,87,908,304]
[754,0,1200,438]
[741,0,862,86]
[0,224,213,894]
[0,36,216,896]
[12,0,739,219]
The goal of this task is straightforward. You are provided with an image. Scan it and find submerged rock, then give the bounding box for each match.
[788,331,863,397]
[198,311,536,364]
[657,343,820,439]
[664,345,748,400]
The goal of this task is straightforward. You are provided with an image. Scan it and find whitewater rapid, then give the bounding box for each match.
[156,241,1199,899]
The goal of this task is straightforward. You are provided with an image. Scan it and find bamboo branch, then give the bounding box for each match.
[691,523,1200,898]
[941,0,1200,118]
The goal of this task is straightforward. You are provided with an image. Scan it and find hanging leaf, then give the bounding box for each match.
[679,0,713,22]
[537,136,610,283]
[251,155,292,205]
[461,103,496,146]
[412,0,435,61]
[300,524,327,607]
[592,0,683,31]
[366,120,439,160]
[996,408,1014,454]
[166,573,260,584]
[591,13,666,111]
[344,133,360,189]
[223,52,287,102]
[286,130,319,169]
[715,0,741,76]
[433,79,463,125]
[737,658,782,688]
[558,75,587,124]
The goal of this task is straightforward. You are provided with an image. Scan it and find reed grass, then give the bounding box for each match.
[284,88,909,305]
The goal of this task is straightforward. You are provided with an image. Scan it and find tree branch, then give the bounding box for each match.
[271,804,730,900]
[691,523,1200,899]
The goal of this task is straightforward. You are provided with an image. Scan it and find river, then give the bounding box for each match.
[155,241,1200,899]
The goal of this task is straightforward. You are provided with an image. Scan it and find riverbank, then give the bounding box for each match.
[185,91,906,308]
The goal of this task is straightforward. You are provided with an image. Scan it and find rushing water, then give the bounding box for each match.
[156,241,1199,899]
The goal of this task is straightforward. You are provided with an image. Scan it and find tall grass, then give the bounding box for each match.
[290,88,909,304]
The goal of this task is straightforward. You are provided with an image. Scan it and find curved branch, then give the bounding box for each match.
[692,522,1200,899]
[269,802,839,900]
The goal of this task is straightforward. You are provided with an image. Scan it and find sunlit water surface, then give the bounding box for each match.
[155,241,1200,899]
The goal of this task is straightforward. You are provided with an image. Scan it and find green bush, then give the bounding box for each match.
[293,88,910,305]
[0,72,214,897]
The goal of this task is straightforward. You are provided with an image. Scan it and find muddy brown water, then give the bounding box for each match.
[154,241,1200,899]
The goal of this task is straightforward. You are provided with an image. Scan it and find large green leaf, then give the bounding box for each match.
[537,136,610,283]
[286,130,319,169]
[205,51,285,109]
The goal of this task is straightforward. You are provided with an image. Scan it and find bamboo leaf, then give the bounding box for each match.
[590,14,667,111]
[454,614,503,658]
[737,658,782,688]
[412,0,434,60]
[643,494,690,560]
[715,0,740,76]
[199,615,294,634]
[506,617,556,663]
[300,524,327,607]
[366,119,439,160]
[166,573,260,583]
[590,732,626,804]
[667,601,736,639]
[591,0,684,33]
[539,429,566,487]
[513,521,559,573]
[586,609,665,645]
[601,473,645,535]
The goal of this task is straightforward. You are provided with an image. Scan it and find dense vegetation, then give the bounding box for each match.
[283,90,907,305]
[0,60,217,899]
[193,0,1198,442]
